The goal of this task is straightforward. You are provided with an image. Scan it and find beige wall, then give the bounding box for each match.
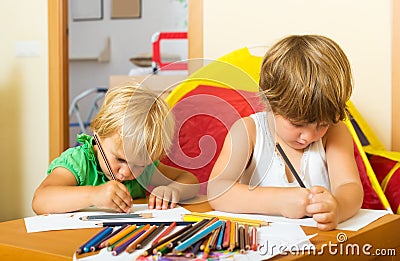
[0,1,49,221]
[202,0,392,149]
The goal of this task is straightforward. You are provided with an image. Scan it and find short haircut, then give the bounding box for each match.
[91,84,174,162]
[259,35,353,124]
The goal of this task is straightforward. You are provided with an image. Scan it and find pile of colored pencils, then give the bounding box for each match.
[76,217,262,258]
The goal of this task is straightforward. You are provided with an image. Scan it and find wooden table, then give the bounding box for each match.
[0,199,399,260]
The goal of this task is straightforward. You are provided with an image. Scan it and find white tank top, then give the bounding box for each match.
[240,112,330,190]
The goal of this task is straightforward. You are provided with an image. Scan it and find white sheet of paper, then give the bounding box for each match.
[24,204,190,233]
[72,223,314,261]
[206,208,390,231]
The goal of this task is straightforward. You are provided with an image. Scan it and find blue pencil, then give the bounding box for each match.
[80,226,114,253]
[173,220,223,253]
[216,221,226,250]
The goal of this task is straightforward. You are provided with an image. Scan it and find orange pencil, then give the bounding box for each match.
[103,224,137,247]
[244,224,250,250]
[125,225,157,253]
[151,221,177,246]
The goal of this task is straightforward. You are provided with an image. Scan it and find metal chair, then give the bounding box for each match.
[69,87,108,134]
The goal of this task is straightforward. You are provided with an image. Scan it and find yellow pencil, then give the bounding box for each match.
[228,221,236,251]
[202,230,214,259]
[183,212,269,227]
[103,224,137,247]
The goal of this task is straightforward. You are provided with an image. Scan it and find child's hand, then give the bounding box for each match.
[93,181,133,213]
[307,186,339,231]
[280,187,311,219]
[148,186,179,210]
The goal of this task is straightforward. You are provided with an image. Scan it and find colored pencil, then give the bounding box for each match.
[125,225,157,253]
[80,213,152,220]
[244,224,250,250]
[93,133,116,180]
[239,225,246,254]
[276,143,306,188]
[209,226,221,250]
[96,221,195,227]
[199,234,210,251]
[76,226,113,254]
[154,240,171,255]
[136,224,165,249]
[189,239,203,257]
[228,221,236,251]
[173,220,223,253]
[103,224,137,247]
[216,221,225,250]
[251,226,258,251]
[183,212,269,227]
[202,231,214,259]
[112,229,146,255]
[222,220,231,248]
[142,224,193,256]
[151,221,177,246]
[96,225,129,250]
[176,219,210,245]
[111,224,149,251]
[235,221,239,248]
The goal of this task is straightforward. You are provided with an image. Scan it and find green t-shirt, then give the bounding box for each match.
[47,134,158,198]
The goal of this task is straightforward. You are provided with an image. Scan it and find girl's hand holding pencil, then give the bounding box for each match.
[92,181,133,213]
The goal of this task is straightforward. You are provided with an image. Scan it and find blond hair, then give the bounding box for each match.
[91,85,174,162]
[259,35,353,124]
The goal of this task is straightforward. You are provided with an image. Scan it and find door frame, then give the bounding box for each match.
[48,0,69,161]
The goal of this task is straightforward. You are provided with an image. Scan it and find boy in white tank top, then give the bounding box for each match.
[208,35,363,231]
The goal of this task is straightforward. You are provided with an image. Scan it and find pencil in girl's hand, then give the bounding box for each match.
[80,213,153,220]
[275,143,306,188]
[93,133,116,181]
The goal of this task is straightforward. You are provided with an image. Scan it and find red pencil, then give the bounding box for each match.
[151,221,177,246]
[222,220,231,248]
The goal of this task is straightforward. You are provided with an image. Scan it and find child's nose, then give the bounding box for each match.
[300,130,317,142]
[117,166,133,181]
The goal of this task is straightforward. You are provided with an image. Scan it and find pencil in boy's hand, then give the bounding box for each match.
[275,143,306,188]
[79,213,153,220]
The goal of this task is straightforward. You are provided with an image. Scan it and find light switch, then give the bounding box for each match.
[15,41,41,57]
